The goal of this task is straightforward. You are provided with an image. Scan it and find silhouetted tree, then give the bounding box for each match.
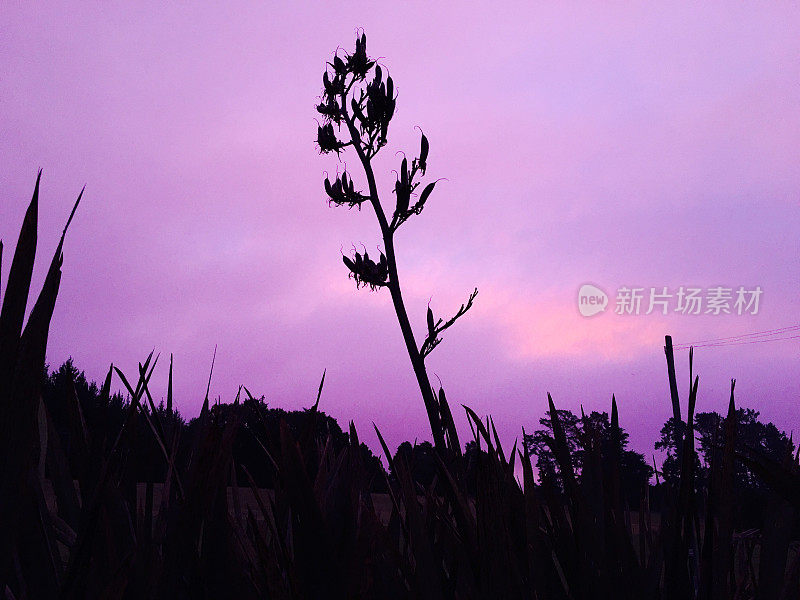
[42,358,183,482]
[391,441,437,488]
[228,396,387,491]
[656,408,792,485]
[40,360,389,491]
[525,407,652,504]
[655,407,794,527]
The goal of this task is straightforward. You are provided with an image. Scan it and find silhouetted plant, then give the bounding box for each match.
[0,171,82,596]
[316,33,477,452]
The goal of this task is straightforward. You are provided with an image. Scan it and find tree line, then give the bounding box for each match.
[44,358,792,531]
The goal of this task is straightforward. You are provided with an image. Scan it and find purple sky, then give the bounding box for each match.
[2,4,798,462]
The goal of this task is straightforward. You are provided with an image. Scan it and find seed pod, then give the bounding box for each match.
[395,179,410,216]
[351,98,366,124]
[343,256,356,272]
[418,181,437,207]
[385,96,396,123]
[427,307,435,336]
[420,133,429,166]
[401,158,408,185]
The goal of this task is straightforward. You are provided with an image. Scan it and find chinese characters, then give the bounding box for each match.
[614,286,762,316]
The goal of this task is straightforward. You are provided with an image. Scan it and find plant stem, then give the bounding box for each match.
[341,105,445,451]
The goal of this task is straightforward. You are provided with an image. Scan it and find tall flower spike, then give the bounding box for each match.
[317,33,477,451]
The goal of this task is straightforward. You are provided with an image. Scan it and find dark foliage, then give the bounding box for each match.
[41,359,388,493]
[391,440,438,488]
[656,407,795,531]
[524,408,653,506]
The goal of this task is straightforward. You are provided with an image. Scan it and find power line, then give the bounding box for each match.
[675,334,800,349]
[673,324,800,346]
[673,324,800,349]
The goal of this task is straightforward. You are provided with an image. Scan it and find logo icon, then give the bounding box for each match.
[578,284,608,317]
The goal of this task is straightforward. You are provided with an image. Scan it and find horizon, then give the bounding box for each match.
[2,3,798,460]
